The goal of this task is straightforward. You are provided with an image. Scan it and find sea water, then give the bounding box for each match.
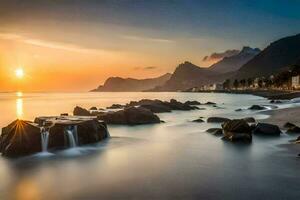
[0,92,299,199]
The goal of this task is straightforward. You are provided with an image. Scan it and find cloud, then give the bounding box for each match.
[0,32,106,54]
[133,66,157,70]
[202,49,240,62]
[122,35,175,43]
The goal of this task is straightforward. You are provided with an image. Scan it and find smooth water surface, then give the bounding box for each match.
[0,92,299,200]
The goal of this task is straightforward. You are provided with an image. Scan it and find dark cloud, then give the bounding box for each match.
[134,66,157,70]
[203,49,240,62]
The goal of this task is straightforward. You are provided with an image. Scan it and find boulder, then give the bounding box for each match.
[90,106,98,110]
[106,104,125,109]
[286,126,300,134]
[73,106,91,116]
[284,122,296,129]
[185,100,201,105]
[206,128,223,136]
[207,117,231,123]
[222,119,252,142]
[168,99,198,110]
[192,118,205,123]
[0,120,42,157]
[253,123,281,136]
[205,102,216,105]
[248,105,266,110]
[235,108,242,112]
[243,117,256,123]
[98,107,161,125]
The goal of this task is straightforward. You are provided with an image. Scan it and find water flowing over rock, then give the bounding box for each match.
[98,107,161,125]
[222,119,252,142]
[0,116,109,157]
[253,123,281,136]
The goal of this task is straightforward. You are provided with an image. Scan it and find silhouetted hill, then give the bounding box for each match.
[151,61,221,91]
[91,73,171,92]
[209,47,260,73]
[234,34,300,79]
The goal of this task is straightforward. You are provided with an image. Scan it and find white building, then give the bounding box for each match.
[210,83,223,90]
[292,75,300,89]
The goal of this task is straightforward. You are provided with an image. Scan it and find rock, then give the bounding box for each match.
[270,100,282,104]
[0,120,42,157]
[243,117,256,123]
[139,104,172,113]
[185,100,201,105]
[168,99,198,110]
[73,106,91,116]
[295,136,300,143]
[284,122,296,129]
[205,101,216,105]
[106,104,125,109]
[90,106,98,110]
[60,113,68,116]
[253,123,281,136]
[198,108,206,110]
[286,126,300,134]
[192,118,205,123]
[235,108,242,112]
[98,107,161,125]
[207,117,231,123]
[248,105,266,110]
[206,128,223,136]
[222,119,252,142]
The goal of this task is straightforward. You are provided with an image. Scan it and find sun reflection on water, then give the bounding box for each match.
[16,92,23,119]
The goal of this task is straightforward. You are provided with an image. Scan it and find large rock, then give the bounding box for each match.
[98,107,161,125]
[243,117,256,123]
[106,104,125,109]
[207,117,231,123]
[139,104,172,113]
[73,106,91,116]
[222,119,252,142]
[248,105,266,110]
[0,120,42,157]
[253,123,281,136]
[286,126,300,134]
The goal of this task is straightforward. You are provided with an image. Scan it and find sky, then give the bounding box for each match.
[0,0,299,92]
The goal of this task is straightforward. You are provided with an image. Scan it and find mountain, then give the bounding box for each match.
[234,34,300,79]
[91,73,172,92]
[151,61,222,91]
[209,47,260,73]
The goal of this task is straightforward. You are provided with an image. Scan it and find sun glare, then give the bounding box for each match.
[15,68,24,79]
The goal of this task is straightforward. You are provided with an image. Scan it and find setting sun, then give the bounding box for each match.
[15,68,24,79]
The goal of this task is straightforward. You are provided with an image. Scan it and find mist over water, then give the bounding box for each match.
[0,92,299,199]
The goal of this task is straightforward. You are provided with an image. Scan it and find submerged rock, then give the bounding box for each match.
[98,107,161,125]
[207,117,231,123]
[192,118,205,123]
[248,105,266,110]
[253,123,281,136]
[206,128,223,136]
[0,117,109,157]
[73,106,91,116]
[205,101,217,105]
[222,119,252,142]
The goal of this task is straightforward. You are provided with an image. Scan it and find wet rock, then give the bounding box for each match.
[235,108,242,112]
[98,107,161,125]
[205,101,216,105]
[184,100,201,105]
[284,122,296,129]
[248,105,266,110]
[270,100,282,104]
[243,117,256,123]
[295,136,300,143]
[192,118,205,123]
[106,104,125,109]
[73,106,91,116]
[90,106,98,110]
[168,99,198,110]
[253,123,281,136]
[60,113,68,116]
[0,120,42,157]
[222,119,252,142]
[207,117,231,123]
[206,128,223,136]
[286,126,300,134]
